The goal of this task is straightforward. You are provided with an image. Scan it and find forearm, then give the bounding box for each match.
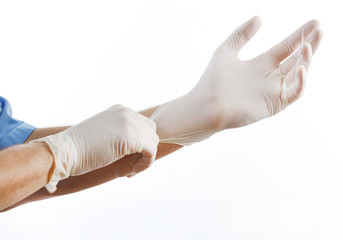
[25,106,182,158]
[14,142,180,202]
[25,107,158,142]
[25,126,70,142]
[0,142,54,211]
[8,105,182,210]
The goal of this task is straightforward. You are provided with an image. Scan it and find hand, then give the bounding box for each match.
[151,16,323,146]
[194,16,322,128]
[34,104,159,192]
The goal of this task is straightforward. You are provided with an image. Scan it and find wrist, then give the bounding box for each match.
[29,141,55,184]
[185,87,225,131]
[150,89,224,146]
[40,142,56,184]
[31,133,76,193]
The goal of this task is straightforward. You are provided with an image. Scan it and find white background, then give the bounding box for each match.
[0,0,342,239]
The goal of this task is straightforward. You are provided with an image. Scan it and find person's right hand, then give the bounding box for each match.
[34,104,159,193]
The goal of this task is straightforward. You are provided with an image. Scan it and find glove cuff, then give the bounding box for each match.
[150,98,216,146]
[32,133,75,193]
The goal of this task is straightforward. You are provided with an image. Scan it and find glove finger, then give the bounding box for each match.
[307,28,323,54]
[132,155,153,174]
[113,153,139,178]
[284,42,312,87]
[226,16,261,53]
[282,43,311,105]
[280,29,323,74]
[132,137,157,174]
[127,137,159,178]
[286,65,307,105]
[264,20,319,64]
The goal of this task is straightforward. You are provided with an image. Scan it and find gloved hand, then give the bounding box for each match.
[151,16,323,146]
[34,104,159,193]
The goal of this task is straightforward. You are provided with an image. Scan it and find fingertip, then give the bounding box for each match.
[252,15,262,25]
[308,28,324,41]
[313,29,324,48]
[306,28,323,54]
[227,15,262,51]
[241,15,262,35]
[296,64,306,76]
[316,28,324,38]
[250,15,262,31]
[309,19,320,29]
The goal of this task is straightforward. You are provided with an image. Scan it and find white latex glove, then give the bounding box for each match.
[34,105,159,193]
[151,16,322,146]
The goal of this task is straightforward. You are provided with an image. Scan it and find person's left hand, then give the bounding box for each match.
[120,17,324,178]
[149,16,323,147]
[191,16,323,128]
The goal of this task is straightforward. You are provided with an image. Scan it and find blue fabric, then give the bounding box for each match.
[0,96,37,150]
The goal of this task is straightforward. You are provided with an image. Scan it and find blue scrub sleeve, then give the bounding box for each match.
[0,96,37,150]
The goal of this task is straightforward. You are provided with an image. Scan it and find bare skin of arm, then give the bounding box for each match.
[4,106,181,210]
[0,142,55,210]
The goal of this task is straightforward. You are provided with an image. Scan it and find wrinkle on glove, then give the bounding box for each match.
[33,105,159,193]
[150,103,214,147]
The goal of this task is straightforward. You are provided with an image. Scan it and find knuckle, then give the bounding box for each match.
[228,30,248,49]
[237,30,248,42]
[119,106,131,114]
[110,104,132,117]
[147,118,157,131]
[111,104,125,110]
[116,106,135,120]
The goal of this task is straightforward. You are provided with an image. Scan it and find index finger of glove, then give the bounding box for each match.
[264,20,319,63]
